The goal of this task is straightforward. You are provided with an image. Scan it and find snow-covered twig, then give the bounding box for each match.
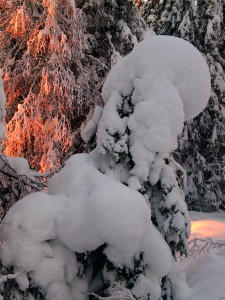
[86,54,109,71]
[89,283,136,300]
[188,238,225,258]
[177,238,225,261]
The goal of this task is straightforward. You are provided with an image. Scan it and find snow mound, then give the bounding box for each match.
[102,35,211,122]
[1,153,172,300]
[174,253,225,300]
[48,154,152,265]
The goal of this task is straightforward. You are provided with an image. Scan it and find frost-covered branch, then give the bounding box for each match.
[176,238,225,261]
[0,154,52,219]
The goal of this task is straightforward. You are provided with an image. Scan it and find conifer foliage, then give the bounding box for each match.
[141,0,225,211]
[77,0,146,106]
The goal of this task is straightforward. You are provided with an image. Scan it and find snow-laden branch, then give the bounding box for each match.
[0,272,28,285]
[0,154,57,219]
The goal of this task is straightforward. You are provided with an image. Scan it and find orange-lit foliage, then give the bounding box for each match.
[136,0,144,12]
[0,0,6,9]
[7,6,31,37]
[0,0,93,171]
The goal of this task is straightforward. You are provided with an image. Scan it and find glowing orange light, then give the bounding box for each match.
[190,220,225,240]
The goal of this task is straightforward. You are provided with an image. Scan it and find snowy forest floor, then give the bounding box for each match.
[175,211,225,300]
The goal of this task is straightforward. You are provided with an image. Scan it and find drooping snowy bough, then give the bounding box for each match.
[0,36,210,300]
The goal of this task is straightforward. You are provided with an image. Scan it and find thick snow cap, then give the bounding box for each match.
[102,36,211,121]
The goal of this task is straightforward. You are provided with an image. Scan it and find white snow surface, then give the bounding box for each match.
[1,153,172,300]
[174,211,225,300]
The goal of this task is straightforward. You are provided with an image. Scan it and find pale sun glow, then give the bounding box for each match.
[190,220,225,240]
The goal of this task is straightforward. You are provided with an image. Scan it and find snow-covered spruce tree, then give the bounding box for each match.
[0,0,94,172]
[0,37,210,300]
[176,0,225,211]
[141,0,225,211]
[83,35,210,298]
[179,0,225,211]
[83,36,211,258]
